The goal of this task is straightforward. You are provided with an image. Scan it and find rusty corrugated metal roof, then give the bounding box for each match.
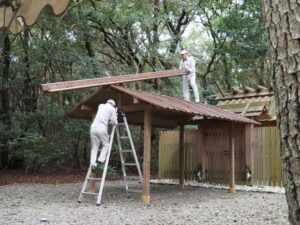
[66,85,259,125]
[110,86,259,124]
[40,69,187,93]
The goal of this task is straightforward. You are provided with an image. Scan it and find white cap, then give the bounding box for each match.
[180,50,188,55]
[106,99,116,106]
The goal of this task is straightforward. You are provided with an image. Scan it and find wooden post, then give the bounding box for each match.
[229,122,236,193]
[141,109,151,203]
[245,124,254,185]
[179,124,185,189]
[88,114,97,193]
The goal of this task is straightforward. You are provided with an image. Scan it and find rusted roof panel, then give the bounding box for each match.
[40,69,187,93]
[109,86,259,125]
[66,85,258,125]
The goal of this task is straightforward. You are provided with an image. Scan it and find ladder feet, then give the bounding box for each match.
[96,203,101,206]
[78,200,81,203]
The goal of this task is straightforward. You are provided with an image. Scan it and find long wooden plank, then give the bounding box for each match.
[40,69,187,92]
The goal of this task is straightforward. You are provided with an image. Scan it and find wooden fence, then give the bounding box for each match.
[158,126,283,186]
[252,127,283,186]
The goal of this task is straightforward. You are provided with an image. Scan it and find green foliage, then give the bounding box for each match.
[0,0,269,172]
[97,165,117,177]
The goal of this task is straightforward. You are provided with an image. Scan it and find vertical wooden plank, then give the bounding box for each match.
[179,124,185,189]
[267,127,272,186]
[256,127,261,185]
[229,122,236,193]
[254,127,258,185]
[268,127,272,186]
[142,109,151,203]
[158,131,162,178]
[274,127,282,186]
[256,127,260,185]
[174,131,179,179]
[262,127,267,185]
[256,127,262,185]
[270,127,275,186]
[266,127,270,186]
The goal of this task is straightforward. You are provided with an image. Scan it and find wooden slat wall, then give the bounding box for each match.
[159,126,283,186]
[252,126,282,186]
[158,130,199,179]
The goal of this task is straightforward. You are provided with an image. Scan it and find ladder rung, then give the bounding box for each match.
[121,149,133,153]
[117,123,125,126]
[87,177,102,181]
[82,192,98,196]
[123,163,137,166]
[120,136,129,139]
[125,176,141,180]
[127,189,142,193]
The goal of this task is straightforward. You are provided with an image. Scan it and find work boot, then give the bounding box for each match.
[91,165,97,173]
[96,159,105,165]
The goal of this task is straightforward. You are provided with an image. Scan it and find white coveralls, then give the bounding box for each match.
[179,56,200,102]
[90,103,117,167]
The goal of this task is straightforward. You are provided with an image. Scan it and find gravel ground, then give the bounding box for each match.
[0,181,289,225]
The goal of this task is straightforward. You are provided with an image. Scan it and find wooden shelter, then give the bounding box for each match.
[40,69,258,202]
[66,85,259,202]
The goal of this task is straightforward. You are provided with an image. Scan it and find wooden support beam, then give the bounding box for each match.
[40,69,188,93]
[179,124,185,189]
[141,109,151,203]
[122,103,152,112]
[229,122,236,193]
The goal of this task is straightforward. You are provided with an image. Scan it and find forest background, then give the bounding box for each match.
[0,0,269,173]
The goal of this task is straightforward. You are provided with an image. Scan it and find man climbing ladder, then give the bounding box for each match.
[90,99,118,172]
[78,103,143,205]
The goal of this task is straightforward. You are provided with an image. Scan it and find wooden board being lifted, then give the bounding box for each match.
[40,69,187,93]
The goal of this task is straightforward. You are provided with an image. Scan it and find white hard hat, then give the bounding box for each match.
[106,99,116,106]
[180,50,188,55]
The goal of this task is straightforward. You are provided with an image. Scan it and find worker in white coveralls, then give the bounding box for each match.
[179,50,200,102]
[90,99,118,172]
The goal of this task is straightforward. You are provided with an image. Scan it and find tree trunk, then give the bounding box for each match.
[22,28,37,112]
[263,1,300,224]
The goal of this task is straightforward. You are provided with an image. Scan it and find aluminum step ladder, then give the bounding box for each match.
[78,109,143,205]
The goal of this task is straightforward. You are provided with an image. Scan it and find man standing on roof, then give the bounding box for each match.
[179,50,200,103]
[90,99,118,171]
